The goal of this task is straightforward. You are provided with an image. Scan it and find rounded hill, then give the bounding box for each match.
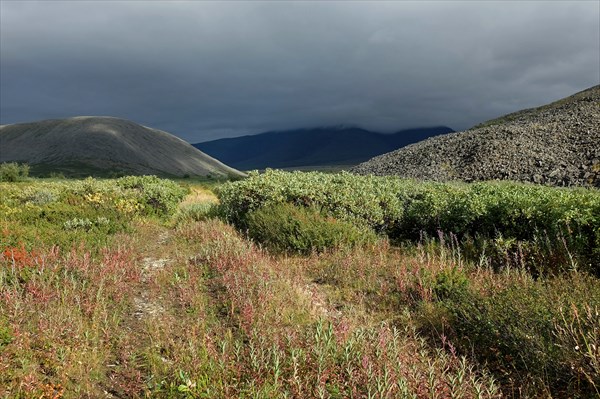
[0,116,243,177]
[352,86,600,187]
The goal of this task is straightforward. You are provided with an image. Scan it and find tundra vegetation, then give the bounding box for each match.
[1,169,599,398]
[0,163,30,183]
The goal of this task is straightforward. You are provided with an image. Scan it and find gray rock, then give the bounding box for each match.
[352,86,600,187]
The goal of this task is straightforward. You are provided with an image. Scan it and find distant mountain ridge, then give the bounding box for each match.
[193,126,454,170]
[352,85,600,187]
[0,116,243,177]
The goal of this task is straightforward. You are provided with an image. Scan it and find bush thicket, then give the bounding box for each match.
[217,170,600,273]
[244,203,377,254]
[439,274,600,397]
[1,176,187,250]
[0,162,29,182]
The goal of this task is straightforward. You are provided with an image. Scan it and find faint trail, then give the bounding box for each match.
[103,188,216,397]
[103,224,175,398]
[132,257,170,319]
[156,231,170,245]
[295,282,341,319]
[129,187,218,320]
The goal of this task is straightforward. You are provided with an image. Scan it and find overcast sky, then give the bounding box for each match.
[1,1,598,142]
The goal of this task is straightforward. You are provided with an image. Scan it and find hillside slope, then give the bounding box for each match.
[194,126,454,170]
[352,86,600,187]
[0,116,243,177]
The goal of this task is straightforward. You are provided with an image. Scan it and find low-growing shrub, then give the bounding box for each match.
[0,162,29,182]
[22,188,58,205]
[244,203,377,254]
[49,172,66,179]
[63,216,110,231]
[0,318,13,349]
[0,176,188,251]
[116,175,188,216]
[441,273,600,397]
[432,266,470,301]
[218,170,600,274]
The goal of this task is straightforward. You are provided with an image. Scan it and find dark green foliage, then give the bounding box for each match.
[432,266,470,301]
[0,162,29,182]
[443,274,600,397]
[0,318,13,349]
[244,203,376,254]
[218,170,600,274]
[217,170,405,232]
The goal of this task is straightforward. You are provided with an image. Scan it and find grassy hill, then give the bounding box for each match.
[0,116,243,178]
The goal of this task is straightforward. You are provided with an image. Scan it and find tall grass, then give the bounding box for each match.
[0,243,141,397]
[140,219,500,398]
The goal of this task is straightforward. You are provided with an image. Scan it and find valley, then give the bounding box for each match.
[2,1,599,397]
[1,173,598,398]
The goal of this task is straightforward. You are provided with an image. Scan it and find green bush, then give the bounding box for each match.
[116,175,188,216]
[244,203,377,254]
[443,273,600,397]
[22,188,58,205]
[0,162,29,182]
[0,318,13,349]
[217,170,600,274]
[218,171,600,243]
[63,216,110,231]
[217,170,405,232]
[432,266,470,301]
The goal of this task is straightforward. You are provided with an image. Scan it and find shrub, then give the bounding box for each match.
[442,273,600,397]
[432,266,470,301]
[21,188,59,205]
[244,203,377,254]
[217,170,600,274]
[218,171,600,242]
[49,172,65,179]
[116,175,188,216]
[0,178,182,250]
[0,162,29,182]
[63,216,110,231]
[217,170,405,232]
[0,318,13,349]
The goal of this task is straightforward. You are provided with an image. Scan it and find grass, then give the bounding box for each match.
[1,174,598,398]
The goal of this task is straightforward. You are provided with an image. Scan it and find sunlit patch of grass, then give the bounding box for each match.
[178,185,219,207]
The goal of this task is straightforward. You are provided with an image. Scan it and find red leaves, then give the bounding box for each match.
[2,243,42,269]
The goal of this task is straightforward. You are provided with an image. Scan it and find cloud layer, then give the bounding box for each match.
[1,1,598,142]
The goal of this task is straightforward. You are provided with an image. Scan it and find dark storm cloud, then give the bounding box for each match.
[1,1,598,142]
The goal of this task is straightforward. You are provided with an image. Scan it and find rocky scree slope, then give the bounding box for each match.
[352,86,600,187]
[0,116,243,177]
